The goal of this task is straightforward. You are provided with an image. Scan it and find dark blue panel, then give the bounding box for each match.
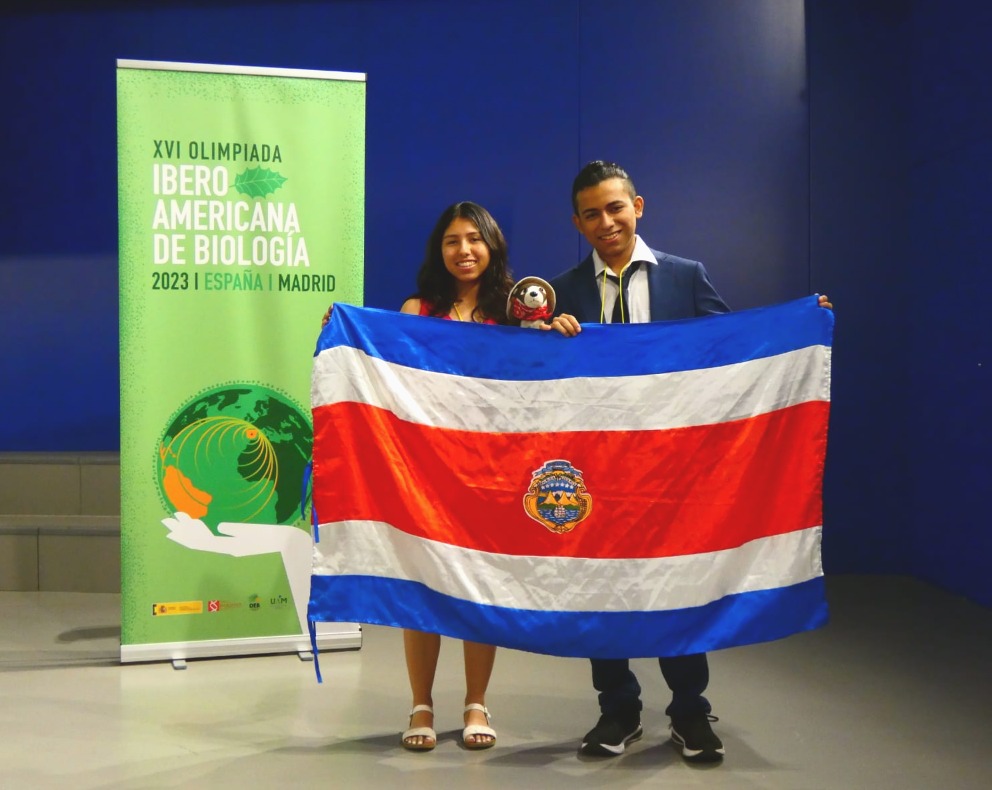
[806,0,913,576]
[905,0,992,606]
[576,0,809,312]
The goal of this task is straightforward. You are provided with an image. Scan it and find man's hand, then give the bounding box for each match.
[549,313,582,337]
[817,294,833,310]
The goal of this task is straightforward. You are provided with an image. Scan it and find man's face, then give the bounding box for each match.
[572,178,644,267]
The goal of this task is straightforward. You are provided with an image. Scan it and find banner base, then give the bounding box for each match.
[120,622,361,664]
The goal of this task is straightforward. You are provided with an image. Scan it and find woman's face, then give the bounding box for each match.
[441,217,491,285]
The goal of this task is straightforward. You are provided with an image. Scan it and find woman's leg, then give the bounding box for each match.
[463,640,497,745]
[403,629,441,747]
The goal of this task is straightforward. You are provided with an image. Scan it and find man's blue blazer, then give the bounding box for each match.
[549,247,729,322]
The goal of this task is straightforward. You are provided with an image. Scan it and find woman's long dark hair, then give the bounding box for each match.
[412,201,514,324]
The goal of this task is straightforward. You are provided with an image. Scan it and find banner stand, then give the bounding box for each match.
[117,59,365,664]
[120,625,361,666]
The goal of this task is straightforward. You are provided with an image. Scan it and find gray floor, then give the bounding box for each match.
[1,575,990,790]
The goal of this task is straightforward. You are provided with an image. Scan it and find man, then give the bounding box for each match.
[549,160,832,762]
[549,160,730,764]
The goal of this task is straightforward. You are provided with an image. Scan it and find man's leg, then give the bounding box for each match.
[660,653,710,717]
[660,653,724,763]
[580,659,643,756]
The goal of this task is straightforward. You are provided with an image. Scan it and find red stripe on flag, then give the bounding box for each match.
[312,400,828,560]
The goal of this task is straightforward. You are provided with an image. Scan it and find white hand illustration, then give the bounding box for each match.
[162,511,312,632]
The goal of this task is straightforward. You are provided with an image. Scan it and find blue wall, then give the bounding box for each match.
[2,1,989,606]
[0,0,808,452]
[807,1,912,576]
[905,2,992,602]
[807,0,992,606]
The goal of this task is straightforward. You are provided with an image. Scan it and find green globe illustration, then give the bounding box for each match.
[157,384,312,531]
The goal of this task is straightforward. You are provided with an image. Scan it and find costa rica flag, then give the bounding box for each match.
[307,296,832,660]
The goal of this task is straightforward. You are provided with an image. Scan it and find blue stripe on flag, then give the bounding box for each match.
[315,295,833,381]
[308,575,829,659]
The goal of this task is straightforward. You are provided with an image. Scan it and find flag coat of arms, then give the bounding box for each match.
[308,296,833,659]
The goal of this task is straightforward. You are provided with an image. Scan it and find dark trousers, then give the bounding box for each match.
[591,653,711,720]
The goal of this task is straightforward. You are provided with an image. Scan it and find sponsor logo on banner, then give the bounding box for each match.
[207,599,245,613]
[151,601,203,616]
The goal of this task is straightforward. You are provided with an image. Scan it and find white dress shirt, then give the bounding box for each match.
[591,235,658,323]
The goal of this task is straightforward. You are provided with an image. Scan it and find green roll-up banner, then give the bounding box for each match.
[117,60,364,663]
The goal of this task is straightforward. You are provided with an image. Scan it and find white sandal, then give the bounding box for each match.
[402,704,436,751]
[462,703,496,750]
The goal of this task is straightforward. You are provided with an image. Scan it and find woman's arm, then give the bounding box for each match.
[400,297,422,315]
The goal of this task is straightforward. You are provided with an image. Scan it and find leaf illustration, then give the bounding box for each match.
[234,167,288,198]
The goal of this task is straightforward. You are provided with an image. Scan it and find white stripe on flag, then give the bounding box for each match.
[311,522,823,612]
[311,345,831,433]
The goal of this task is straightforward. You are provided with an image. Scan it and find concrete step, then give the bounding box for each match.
[0,453,120,593]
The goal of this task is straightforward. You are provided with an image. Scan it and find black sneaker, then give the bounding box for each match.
[580,713,643,756]
[670,713,725,763]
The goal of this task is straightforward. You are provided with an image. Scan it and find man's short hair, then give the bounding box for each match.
[571,160,637,213]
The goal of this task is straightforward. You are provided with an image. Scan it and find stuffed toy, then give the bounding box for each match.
[506,276,556,328]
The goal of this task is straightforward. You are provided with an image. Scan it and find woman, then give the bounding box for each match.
[398,201,514,752]
[400,201,514,324]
